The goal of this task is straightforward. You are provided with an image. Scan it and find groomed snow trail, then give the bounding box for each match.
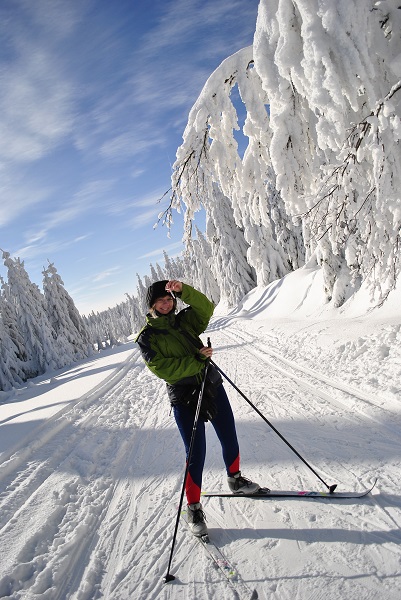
[1,326,400,600]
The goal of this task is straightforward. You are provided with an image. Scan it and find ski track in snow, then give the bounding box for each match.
[0,327,401,599]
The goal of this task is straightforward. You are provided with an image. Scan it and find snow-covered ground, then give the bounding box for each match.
[1,264,400,600]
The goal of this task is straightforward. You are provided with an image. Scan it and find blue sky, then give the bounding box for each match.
[0,0,259,314]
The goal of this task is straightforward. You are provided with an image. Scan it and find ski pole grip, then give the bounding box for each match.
[207,337,211,348]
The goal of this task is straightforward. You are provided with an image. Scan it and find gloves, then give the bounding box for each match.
[167,364,222,422]
[184,365,221,421]
[184,384,217,422]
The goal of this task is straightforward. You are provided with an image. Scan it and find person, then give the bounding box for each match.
[135,280,260,537]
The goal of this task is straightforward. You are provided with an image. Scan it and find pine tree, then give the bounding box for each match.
[192,226,220,304]
[164,0,401,307]
[253,0,401,304]
[0,286,24,391]
[136,274,149,317]
[163,250,180,280]
[149,264,159,282]
[206,187,256,307]
[167,45,300,303]
[2,251,60,378]
[0,276,27,368]
[42,262,91,363]
[155,262,165,281]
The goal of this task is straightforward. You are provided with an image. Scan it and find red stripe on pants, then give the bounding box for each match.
[228,453,240,475]
[186,470,201,505]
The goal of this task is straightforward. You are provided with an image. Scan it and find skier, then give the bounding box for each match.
[135,279,260,537]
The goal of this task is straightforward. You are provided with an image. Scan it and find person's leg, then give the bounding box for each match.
[211,385,262,494]
[210,385,240,475]
[173,403,206,504]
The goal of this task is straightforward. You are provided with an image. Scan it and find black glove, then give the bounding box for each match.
[195,364,222,421]
[184,385,217,422]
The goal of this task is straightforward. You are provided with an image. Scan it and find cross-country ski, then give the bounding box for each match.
[179,509,259,600]
[203,481,377,500]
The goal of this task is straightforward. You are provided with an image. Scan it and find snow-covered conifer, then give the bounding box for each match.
[0,277,27,368]
[155,262,166,281]
[42,262,91,362]
[0,285,24,390]
[206,187,256,306]
[168,44,302,301]
[191,226,220,303]
[167,0,401,307]
[136,274,149,317]
[149,264,159,283]
[2,252,60,377]
[162,251,181,281]
[253,0,401,304]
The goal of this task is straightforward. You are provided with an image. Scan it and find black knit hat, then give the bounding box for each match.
[146,280,174,308]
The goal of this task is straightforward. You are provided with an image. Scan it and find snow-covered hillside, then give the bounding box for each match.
[0,264,400,600]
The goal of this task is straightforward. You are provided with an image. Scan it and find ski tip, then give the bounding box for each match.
[163,573,175,584]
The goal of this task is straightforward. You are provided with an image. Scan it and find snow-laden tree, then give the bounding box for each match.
[85,311,115,349]
[166,45,301,300]
[84,311,106,350]
[155,262,166,281]
[177,254,194,286]
[2,252,61,377]
[204,186,257,305]
[166,0,401,307]
[42,262,91,362]
[192,226,220,304]
[149,264,159,283]
[125,292,143,334]
[0,286,24,390]
[110,302,132,342]
[184,227,220,304]
[83,295,142,347]
[162,251,181,281]
[136,274,151,317]
[0,277,27,369]
[253,0,401,305]
[0,313,19,391]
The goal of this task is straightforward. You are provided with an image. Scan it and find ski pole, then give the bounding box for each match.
[210,359,337,494]
[163,342,211,583]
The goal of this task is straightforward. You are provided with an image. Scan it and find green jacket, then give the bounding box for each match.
[135,284,214,385]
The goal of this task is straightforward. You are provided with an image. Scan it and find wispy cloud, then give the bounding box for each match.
[129,208,162,230]
[14,232,90,262]
[100,131,164,160]
[0,1,84,233]
[22,179,114,245]
[103,187,170,221]
[0,179,53,227]
[70,0,257,163]
[0,42,76,166]
[17,0,87,38]
[93,266,121,283]
[139,0,255,57]
[139,241,183,260]
[0,0,255,172]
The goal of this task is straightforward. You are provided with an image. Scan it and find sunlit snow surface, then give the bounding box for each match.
[0,264,400,599]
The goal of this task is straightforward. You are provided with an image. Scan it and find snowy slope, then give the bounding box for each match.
[1,264,401,600]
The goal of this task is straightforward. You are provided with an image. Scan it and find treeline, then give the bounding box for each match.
[0,251,92,392]
[0,234,220,392]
